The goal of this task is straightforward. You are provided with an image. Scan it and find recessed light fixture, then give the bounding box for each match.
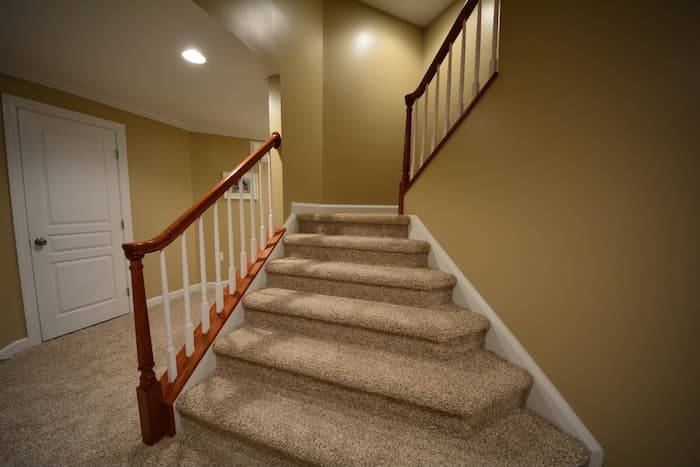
[182,48,206,64]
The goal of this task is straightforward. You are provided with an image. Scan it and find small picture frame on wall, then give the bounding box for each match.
[223,172,258,200]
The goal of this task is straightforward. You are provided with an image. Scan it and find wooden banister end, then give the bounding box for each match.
[136,381,168,445]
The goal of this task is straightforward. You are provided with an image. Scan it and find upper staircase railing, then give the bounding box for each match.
[122,132,283,445]
[399,0,500,213]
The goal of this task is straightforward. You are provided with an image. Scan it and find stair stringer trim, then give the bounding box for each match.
[171,220,290,433]
[407,214,603,467]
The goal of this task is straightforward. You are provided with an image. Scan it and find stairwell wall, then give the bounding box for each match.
[0,73,265,350]
[404,1,700,466]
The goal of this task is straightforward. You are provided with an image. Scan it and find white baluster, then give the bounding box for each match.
[159,250,177,382]
[421,89,428,166]
[213,201,223,313]
[258,161,265,247]
[239,185,248,277]
[445,44,452,137]
[459,17,466,114]
[490,0,500,75]
[226,195,235,292]
[181,233,194,357]
[266,152,274,239]
[198,217,210,334]
[432,67,440,152]
[410,98,417,178]
[249,172,257,261]
[472,0,482,99]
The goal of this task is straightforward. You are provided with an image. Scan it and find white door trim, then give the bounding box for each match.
[2,93,134,353]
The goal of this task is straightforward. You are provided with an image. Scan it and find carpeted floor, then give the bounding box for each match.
[0,291,216,466]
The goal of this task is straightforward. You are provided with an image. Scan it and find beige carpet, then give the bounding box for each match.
[0,290,236,466]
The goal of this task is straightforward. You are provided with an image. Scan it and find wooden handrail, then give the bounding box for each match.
[123,131,281,259]
[122,131,282,445]
[406,0,478,105]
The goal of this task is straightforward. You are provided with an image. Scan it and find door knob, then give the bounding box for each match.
[34,237,47,248]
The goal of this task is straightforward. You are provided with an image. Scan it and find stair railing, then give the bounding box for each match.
[122,132,284,445]
[399,0,500,213]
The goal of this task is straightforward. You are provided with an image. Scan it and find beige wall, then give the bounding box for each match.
[405,2,700,466]
[321,0,423,204]
[0,73,267,349]
[0,73,196,348]
[189,131,284,283]
[194,0,324,217]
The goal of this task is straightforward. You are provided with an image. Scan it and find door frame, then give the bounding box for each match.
[2,94,134,354]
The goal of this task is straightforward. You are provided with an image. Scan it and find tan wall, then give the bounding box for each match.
[267,75,284,227]
[0,73,268,350]
[321,0,423,204]
[405,2,700,466]
[189,131,281,283]
[194,0,324,217]
[0,73,197,348]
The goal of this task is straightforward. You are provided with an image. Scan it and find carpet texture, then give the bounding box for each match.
[178,213,591,466]
[0,290,261,466]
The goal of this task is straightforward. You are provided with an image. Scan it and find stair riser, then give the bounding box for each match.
[216,355,530,438]
[179,415,305,466]
[298,221,408,238]
[267,273,454,307]
[284,244,428,268]
[245,309,486,360]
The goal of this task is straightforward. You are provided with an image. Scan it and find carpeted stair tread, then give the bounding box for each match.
[284,233,429,253]
[213,325,532,418]
[296,213,410,225]
[242,288,489,343]
[177,373,590,467]
[266,258,456,290]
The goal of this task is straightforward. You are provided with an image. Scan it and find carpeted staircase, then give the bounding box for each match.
[176,213,590,466]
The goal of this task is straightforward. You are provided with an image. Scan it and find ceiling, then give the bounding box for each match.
[358,0,455,27]
[0,0,271,138]
[0,1,453,138]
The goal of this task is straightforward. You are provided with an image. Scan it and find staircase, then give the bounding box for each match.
[176,213,590,466]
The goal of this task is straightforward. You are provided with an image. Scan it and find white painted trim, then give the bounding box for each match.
[407,215,603,466]
[2,94,135,348]
[0,62,267,141]
[0,338,31,360]
[146,282,219,307]
[290,202,398,215]
[172,213,292,432]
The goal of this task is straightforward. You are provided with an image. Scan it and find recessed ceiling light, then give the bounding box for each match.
[182,48,206,64]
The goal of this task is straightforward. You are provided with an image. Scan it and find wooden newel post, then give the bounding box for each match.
[399,95,414,214]
[126,252,167,445]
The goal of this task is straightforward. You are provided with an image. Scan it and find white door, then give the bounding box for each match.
[17,108,129,340]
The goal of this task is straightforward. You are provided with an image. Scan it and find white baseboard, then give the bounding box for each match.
[146,282,221,307]
[407,215,603,467]
[291,202,398,215]
[0,337,31,360]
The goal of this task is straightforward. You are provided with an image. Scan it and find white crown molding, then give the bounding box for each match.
[0,62,263,140]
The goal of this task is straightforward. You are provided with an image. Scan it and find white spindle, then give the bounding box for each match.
[159,250,177,382]
[472,0,482,98]
[180,233,194,357]
[249,172,257,260]
[198,218,210,334]
[432,67,440,152]
[213,201,223,313]
[266,152,274,239]
[459,18,466,114]
[445,45,452,137]
[421,89,428,166]
[490,0,500,75]
[226,196,235,292]
[258,161,265,247]
[239,186,248,277]
[410,98,417,178]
